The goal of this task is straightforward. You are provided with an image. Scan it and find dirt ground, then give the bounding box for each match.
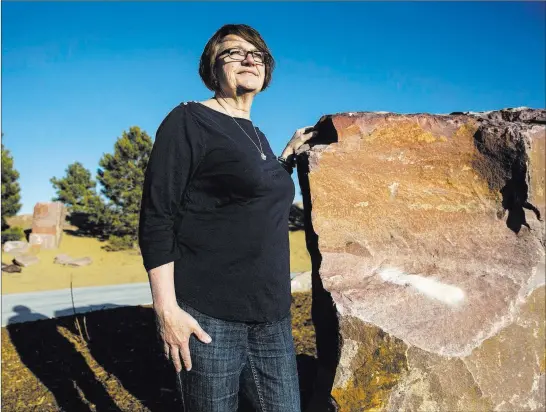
[1,292,317,411]
[2,228,312,295]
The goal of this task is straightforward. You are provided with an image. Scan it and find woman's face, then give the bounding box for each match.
[214,34,266,95]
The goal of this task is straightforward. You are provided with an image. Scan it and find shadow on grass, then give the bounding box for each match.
[63,229,108,242]
[6,300,318,411]
[61,305,181,411]
[6,306,122,411]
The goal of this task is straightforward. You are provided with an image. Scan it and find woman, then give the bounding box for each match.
[138,24,316,412]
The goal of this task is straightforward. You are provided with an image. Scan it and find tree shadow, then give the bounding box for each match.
[63,212,109,240]
[6,305,122,411]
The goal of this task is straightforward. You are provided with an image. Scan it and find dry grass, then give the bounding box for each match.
[2,233,146,294]
[1,292,316,411]
[288,230,312,273]
[3,228,312,294]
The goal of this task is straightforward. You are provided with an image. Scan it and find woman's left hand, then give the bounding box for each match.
[281,126,318,158]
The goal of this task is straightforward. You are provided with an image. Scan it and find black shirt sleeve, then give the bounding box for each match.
[138,104,206,272]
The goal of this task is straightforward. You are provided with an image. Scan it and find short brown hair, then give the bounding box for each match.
[199,24,275,92]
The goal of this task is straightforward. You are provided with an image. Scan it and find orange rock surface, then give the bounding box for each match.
[299,108,545,412]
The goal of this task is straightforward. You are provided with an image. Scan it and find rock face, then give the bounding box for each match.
[29,202,66,249]
[3,241,30,255]
[1,263,22,273]
[13,254,40,267]
[297,108,545,412]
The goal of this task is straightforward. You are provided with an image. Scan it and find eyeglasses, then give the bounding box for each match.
[218,48,267,64]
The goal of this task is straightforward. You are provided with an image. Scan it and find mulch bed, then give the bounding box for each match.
[2,292,317,411]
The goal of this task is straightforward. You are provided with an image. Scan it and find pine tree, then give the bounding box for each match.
[1,140,22,230]
[97,126,153,248]
[50,162,109,235]
[51,162,98,213]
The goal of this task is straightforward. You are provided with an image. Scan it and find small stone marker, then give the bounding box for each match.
[29,202,66,250]
[13,254,40,267]
[54,254,93,267]
[3,241,30,255]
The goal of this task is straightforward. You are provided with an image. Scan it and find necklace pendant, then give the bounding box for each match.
[261,153,267,160]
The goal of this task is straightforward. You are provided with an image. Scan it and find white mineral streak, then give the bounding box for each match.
[354,201,369,207]
[388,182,400,199]
[378,266,466,306]
[321,252,542,357]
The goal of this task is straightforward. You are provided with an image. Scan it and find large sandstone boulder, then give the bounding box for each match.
[297,108,545,412]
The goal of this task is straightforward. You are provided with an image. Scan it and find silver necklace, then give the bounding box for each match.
[217,98,267,160]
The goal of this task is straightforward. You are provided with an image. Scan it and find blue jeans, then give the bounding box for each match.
[176,300,301,412]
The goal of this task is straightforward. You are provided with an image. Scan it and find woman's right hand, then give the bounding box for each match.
[155,306,212,372]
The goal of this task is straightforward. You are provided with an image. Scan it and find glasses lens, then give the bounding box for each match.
[228,49,246,60]
[225,49,265,63]
[251,52,264,63]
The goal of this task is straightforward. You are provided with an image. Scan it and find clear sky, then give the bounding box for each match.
[2,1,545,215]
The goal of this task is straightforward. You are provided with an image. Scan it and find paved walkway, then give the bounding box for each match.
[2,282,152,327]
[2,272,310,327]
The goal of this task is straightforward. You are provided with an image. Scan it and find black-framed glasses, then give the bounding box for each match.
[218,48,267,64]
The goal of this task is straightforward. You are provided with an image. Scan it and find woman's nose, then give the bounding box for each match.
[242,54,257,65]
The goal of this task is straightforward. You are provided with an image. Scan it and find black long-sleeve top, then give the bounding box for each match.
[138,101,295,323]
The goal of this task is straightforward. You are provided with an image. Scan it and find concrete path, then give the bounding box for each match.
[2,272,311,327]
[2,282,152,327]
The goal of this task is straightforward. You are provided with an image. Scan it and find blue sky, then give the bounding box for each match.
[2,1,545,215]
